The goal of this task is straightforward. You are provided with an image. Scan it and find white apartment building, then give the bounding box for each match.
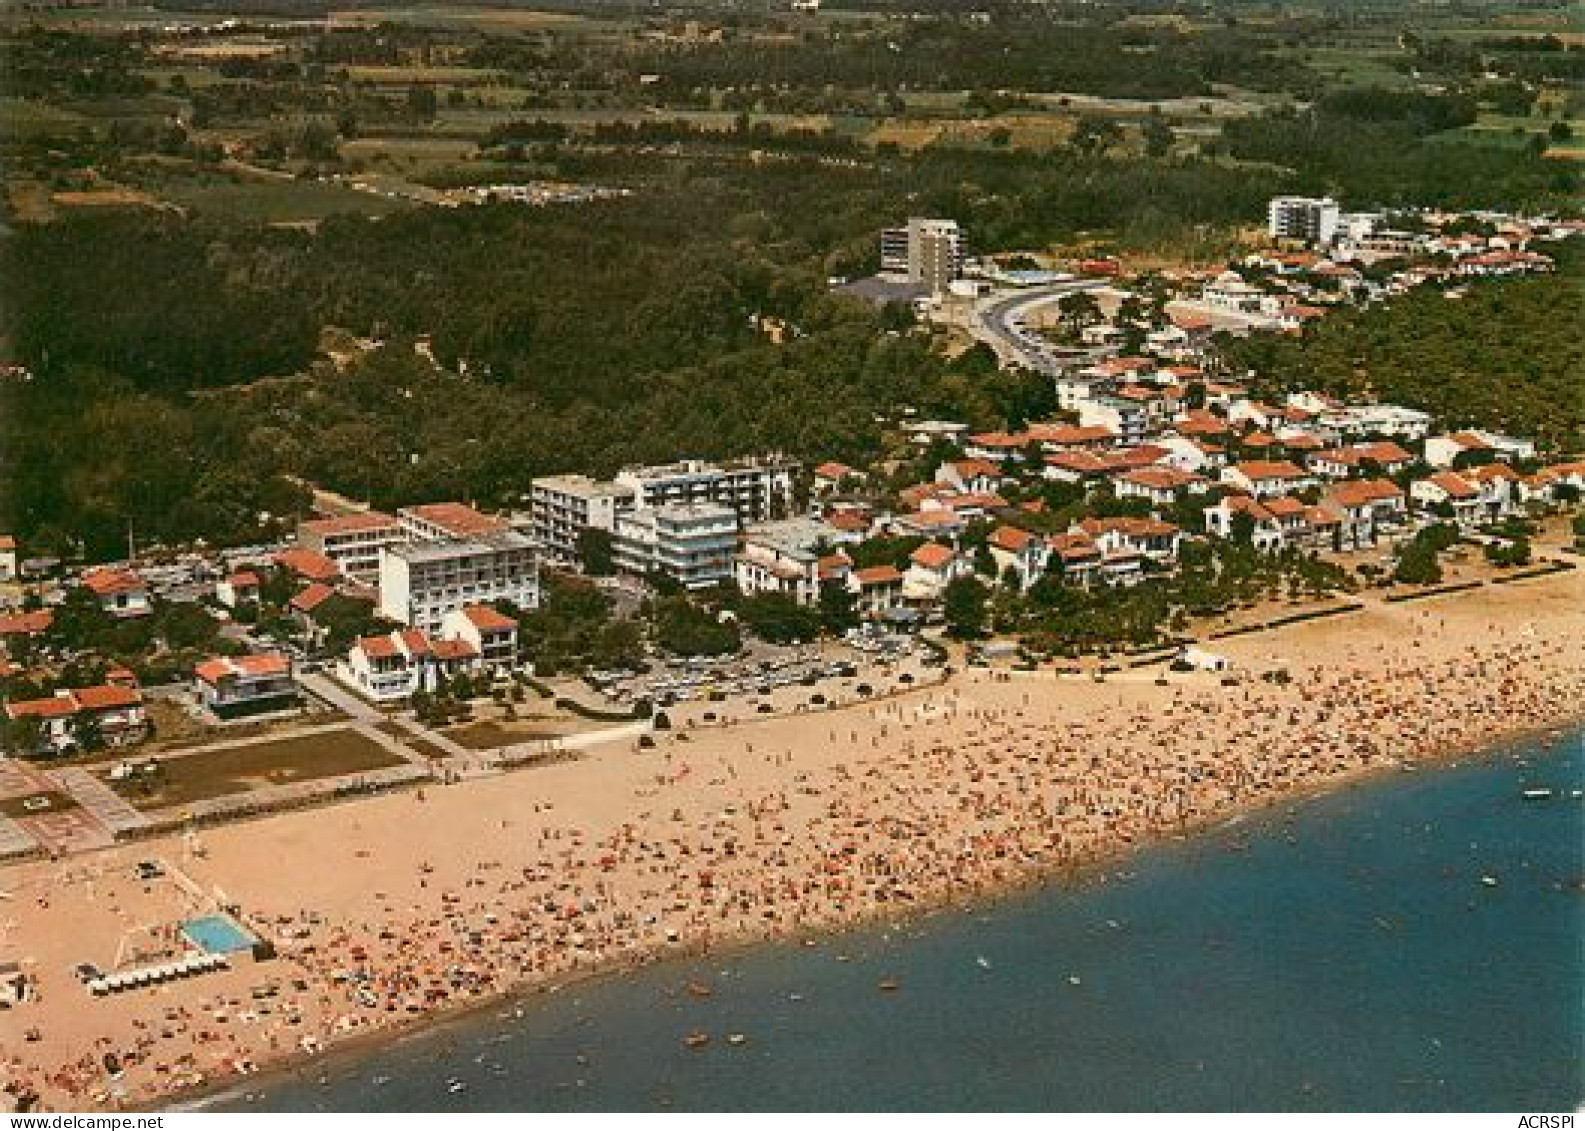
[378,531,538,634]
[529,474,637,562]
[613,455,797,523]
[612,503,737,589]
[296,510,403,583]
[1268,196,1341,246]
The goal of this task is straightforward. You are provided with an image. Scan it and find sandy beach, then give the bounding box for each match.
[2,569,1581,1112]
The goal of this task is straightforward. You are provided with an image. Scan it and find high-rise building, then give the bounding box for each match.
[879,218,964,292]
[1268,197,1341,246]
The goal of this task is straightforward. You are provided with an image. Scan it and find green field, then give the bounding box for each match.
[157,177,413,223]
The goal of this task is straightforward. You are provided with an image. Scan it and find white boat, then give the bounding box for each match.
[1521,789,1553,800]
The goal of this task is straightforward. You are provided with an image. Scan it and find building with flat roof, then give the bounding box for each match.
[1268,196,1341,247]
[881,218,964,294]
[612,503,737,590]
[378,530,538,634]
[530,454,797,569]
[528,474,638,563]
[613,455,796,523]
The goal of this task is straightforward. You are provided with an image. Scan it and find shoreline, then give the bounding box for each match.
[4,570,1582,1114]
[171,713,1584,1112]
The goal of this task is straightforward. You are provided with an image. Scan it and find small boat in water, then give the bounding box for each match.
[877,978,900,992]
[1521,789,1553,800]
[683,1031,710,1049]
[685,981,712,998]
[1480,875,1499,888]
[727,1033,748,1046]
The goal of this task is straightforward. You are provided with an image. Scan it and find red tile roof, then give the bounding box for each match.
[195,653,290,684]
[299,510,399,537]
[852,565,903,586]
[461,605,516,632]
[274,548,341,582]
[6,694,78,720]
[431,638,479,661]
[357,635,399,660]
[1230,460,1306,481]
[82,567,145,597]
[0,609,52,636]
[909,543,955,569]
[989,525,1034,553]
[1426,471,1478,500]
[1328,479,1404,508]
[289,582,336,614]
[68,685,142,711]
[400,502,507,538]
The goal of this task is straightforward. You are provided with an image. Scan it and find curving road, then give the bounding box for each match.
[970,280,1113,375]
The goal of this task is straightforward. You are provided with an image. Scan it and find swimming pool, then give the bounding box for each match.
[181,914,256,955]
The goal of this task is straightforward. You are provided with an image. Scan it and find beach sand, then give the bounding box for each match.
[2,570,1581,1111]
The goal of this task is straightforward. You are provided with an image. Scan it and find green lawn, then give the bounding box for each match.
[106,728,407,811]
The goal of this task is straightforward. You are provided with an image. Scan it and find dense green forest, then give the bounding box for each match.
[1,1,1581,564]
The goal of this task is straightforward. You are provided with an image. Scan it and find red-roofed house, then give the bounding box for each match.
[215,570,262,610]
[903,542,963,601]
[1410,471,1483,527]
[1046,533,1103,587]
[987,525,1048,589]
[1204,494,1282,552]
[4,685,147,754]
[273,548,342,584]
[846,565,905,620]
[1043,451,1112,484]
[1219,460,1315,499]
[441,605,518,668]
[1308,442,1415,479]
[194,653,298,718]
[81,567,151,618]
[812,462,863,496]
[1324,479,1407,548]
[342,626,482,702]
[1077,517,1183,564]
[1114,466,1207,506]
[0,608,53,649]
[0,535,16,582]
[935,458,1006,496]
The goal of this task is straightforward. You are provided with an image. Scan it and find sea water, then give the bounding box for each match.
[215,729,1583,1112]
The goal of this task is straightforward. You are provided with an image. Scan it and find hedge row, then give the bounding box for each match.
[1263,602,1366,629]
[554,695,648,722]
[1489,560,1575,585]
[1383,580,1484,604]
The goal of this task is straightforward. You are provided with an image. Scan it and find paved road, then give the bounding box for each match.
[970,281,1113,375]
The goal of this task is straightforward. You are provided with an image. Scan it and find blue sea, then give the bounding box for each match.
[212,729,1584,1112]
